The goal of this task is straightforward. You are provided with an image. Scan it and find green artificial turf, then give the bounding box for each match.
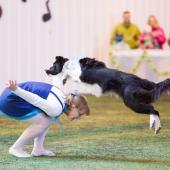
[0,95,170,170]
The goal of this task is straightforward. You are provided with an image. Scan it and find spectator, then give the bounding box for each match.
[139,25,154,49]
[110,11,140,49]
[147,15,166,49]
[0,5,2,18]
[168,36,170,47]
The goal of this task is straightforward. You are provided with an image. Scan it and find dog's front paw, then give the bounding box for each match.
[150,114,161,134]
[154,115,161,134]
[150,114,155,129]
[155,126,161,134]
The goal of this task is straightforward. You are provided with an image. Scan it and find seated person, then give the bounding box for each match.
[110,11,141,49]
[147,15,166,49]
[168,36,170,47]
[139,25,154,49]
[111,34,130,50]
[0,80,89,158]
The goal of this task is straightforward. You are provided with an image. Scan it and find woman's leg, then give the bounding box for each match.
[31,128,56,156]
[9,113,53,157]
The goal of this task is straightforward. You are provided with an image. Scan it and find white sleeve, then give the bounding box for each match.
[12,87,61,117]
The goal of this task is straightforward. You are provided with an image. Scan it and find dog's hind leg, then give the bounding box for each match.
[123,97,161,134]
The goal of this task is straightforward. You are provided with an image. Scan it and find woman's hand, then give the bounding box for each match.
[6,80,17,91]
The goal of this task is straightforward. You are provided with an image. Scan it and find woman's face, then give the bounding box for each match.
[148,16,157,28]
[67,107,80,121]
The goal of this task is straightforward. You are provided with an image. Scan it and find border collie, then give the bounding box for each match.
[46,56,170,134]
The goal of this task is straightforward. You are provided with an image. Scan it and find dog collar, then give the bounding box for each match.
[63,103,69,112]
[71,90,79,98]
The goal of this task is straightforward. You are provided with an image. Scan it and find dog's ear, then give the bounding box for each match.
[79,58,91,67]
[55,56,68,64]
[80,57,105,69]
[45,56,68,75]
[55,56,64,60]
[55,56,67,61]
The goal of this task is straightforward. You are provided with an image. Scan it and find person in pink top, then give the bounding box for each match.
[147,15,166,49]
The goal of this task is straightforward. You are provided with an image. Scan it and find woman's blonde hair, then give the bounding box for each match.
[67,94,90,116]
[147,15,159,27]
[73,95,90,116]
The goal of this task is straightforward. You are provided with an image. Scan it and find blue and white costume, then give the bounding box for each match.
[0,81,66,120]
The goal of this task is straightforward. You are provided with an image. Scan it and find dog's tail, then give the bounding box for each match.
[154,78,170,100]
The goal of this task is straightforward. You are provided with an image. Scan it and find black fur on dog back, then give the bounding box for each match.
[79,58,106,70]
[78,58,170,117]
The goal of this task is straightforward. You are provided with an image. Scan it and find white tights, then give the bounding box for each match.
[9,113,55,157]
[8,86,65,157]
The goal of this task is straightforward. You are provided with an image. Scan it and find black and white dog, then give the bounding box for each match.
[46,56,170,134]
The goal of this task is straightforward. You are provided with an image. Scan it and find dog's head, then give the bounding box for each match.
[46,56,106,86]
[79,57,106,70]
[45,56,68,75]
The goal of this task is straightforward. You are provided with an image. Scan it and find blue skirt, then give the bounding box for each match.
[0,109,42,120]
[0,88,44,120]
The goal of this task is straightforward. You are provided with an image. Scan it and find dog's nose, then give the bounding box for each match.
[45,69,50,75]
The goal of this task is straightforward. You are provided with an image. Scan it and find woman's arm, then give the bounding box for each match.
[6,80,61,117]
[152,28,166,44]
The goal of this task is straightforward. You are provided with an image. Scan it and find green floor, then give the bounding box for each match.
[0,95,170,170]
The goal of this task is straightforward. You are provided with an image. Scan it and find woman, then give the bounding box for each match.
[147,15,166,49]
[0,80,89,158]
